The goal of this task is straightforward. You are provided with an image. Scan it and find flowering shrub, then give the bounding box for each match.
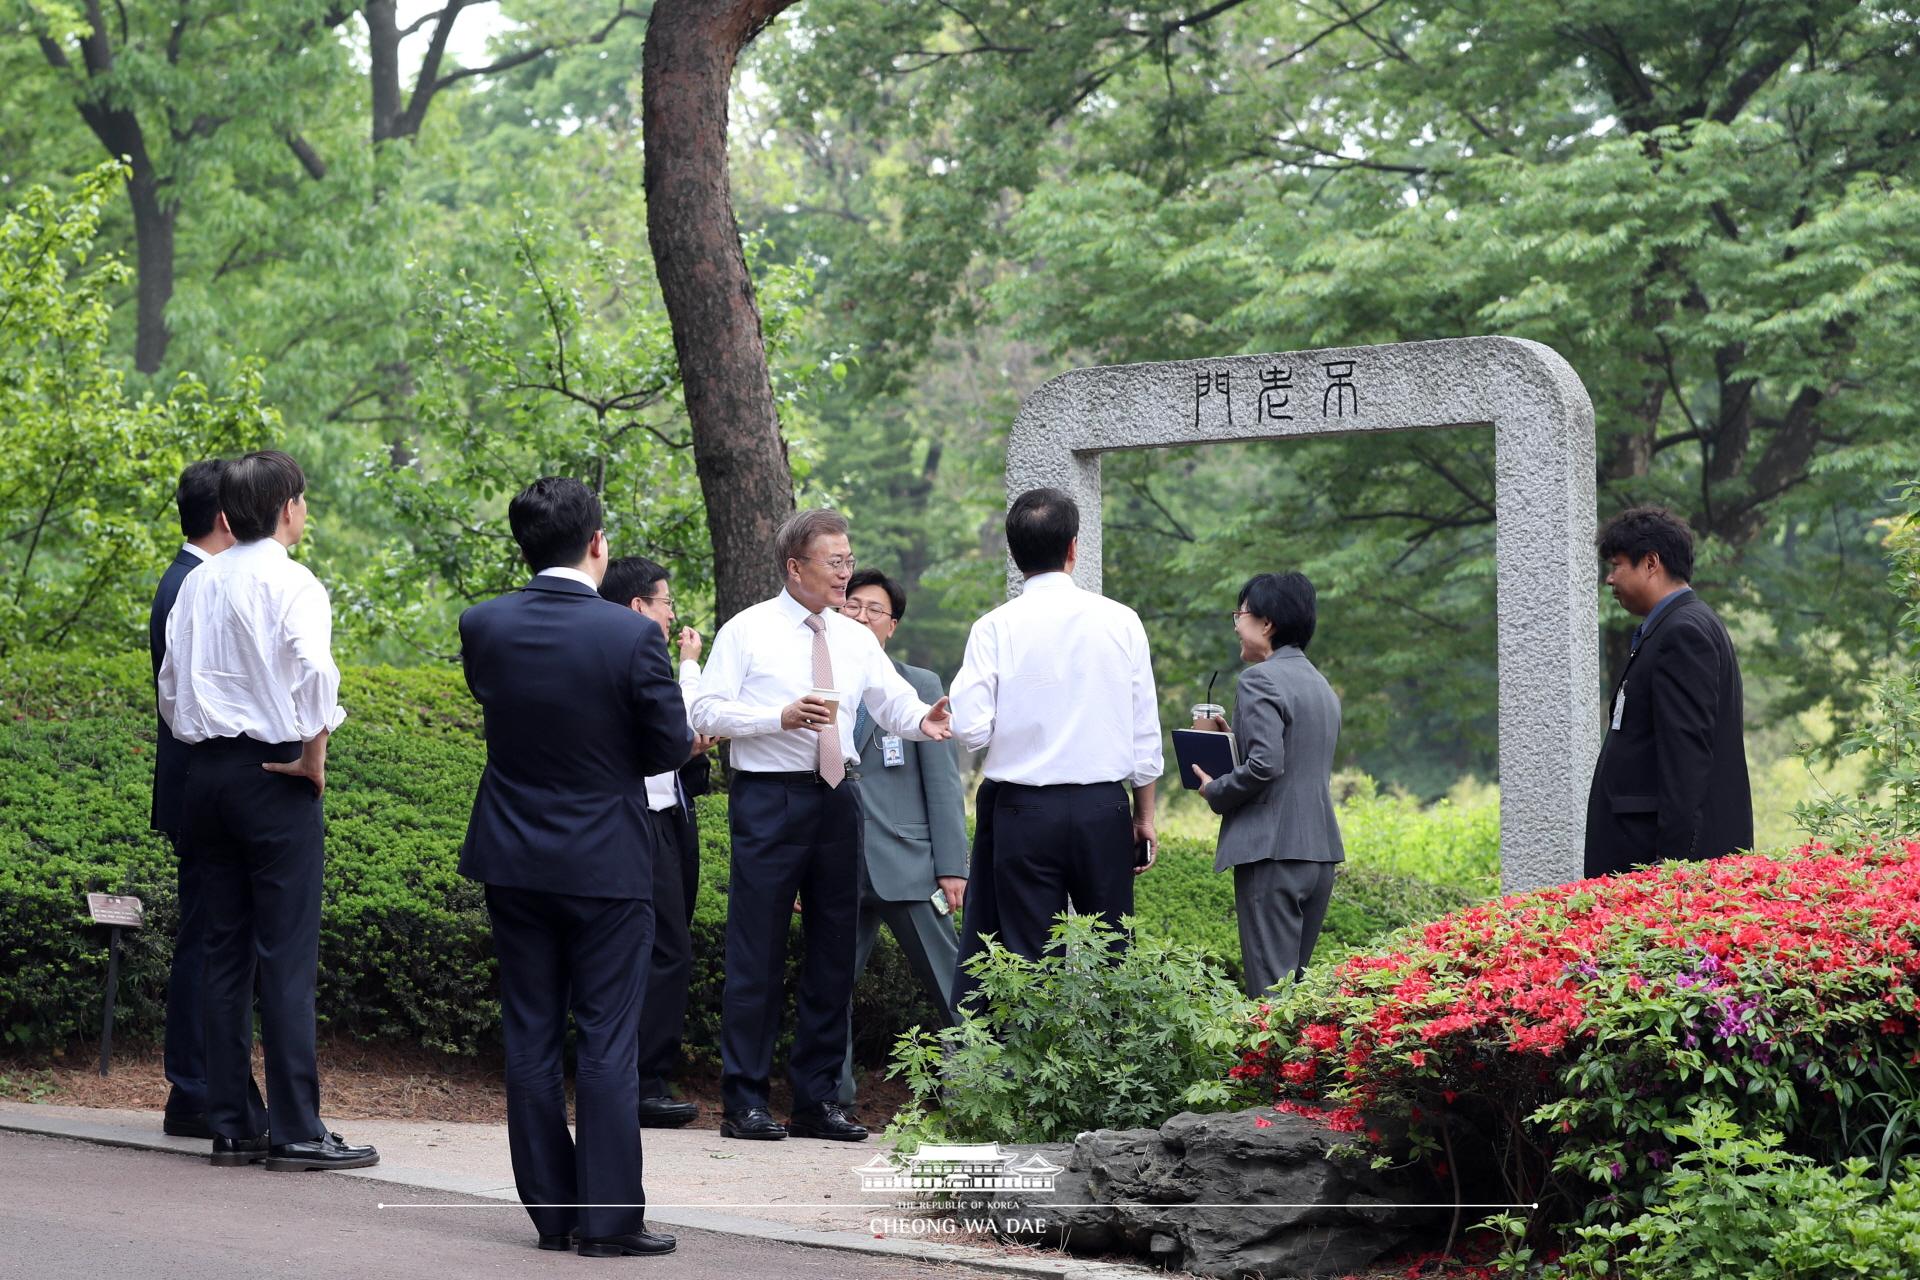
[1236,843,1920,1231]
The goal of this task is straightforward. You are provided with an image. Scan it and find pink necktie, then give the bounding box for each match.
[803,614,844,788]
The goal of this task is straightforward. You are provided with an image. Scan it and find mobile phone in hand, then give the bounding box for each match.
[1133,837,1155,869]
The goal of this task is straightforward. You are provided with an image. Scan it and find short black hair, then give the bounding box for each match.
[599,556,669,608]
[1597,505,1695,583]
[220,450,305,542]
[1006,488,1079,575]
[1239,572,1317,651]
[508,477,601,572]
[847,567,907,622]
[176,459,227,539]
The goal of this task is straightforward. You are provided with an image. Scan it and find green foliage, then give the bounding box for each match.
[1550,1102,1920,1280]
[0,164,280,658]
[886,915,1253,1148]
[1133,832,1480,985]
[762,0,1920,780]
[0,649,983,1062]
[1796,481,1920,847]
[333,205,824,657]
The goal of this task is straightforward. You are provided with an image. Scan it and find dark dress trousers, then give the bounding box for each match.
[720,772,864,1113]
[636,755,710,1097]
[458,576,692,1242]
[1585,590,1753,878]
[149,548,263,1127]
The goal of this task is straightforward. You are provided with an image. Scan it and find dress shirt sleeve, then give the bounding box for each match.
[687,619,784,739]
[156,643,179,732]
[861,637,933,740]
[1127,611,1164,788]
[678,660,701,730]
[948,618,998,754]
[284,577,346,740]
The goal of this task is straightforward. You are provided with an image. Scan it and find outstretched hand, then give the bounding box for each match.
[921,696,953,742]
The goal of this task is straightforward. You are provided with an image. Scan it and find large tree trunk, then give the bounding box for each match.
[643,0,800,628]
[126,165,177,374]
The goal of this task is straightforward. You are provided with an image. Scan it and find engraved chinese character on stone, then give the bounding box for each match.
[1193,369,1232,429]
[1257,367,1294,422]
[1321,360,1358,417]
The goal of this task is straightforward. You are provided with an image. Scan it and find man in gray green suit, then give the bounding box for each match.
[836,569,968,1107]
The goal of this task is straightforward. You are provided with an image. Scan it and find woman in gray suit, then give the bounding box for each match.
[1189,572,1344,996]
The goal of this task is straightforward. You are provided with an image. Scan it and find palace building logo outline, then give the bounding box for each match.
[853,1143,1065,1194]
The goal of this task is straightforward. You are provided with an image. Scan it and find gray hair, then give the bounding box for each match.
[774,508,850,575]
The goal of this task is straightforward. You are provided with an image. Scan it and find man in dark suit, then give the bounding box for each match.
[598,555,715,1128]
[459,478,692,1257]
[833,570,967,1108]
[1585,505,1753,878]
[148,459,262,1139]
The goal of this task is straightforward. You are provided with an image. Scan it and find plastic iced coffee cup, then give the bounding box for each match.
[1191,702,1227,730]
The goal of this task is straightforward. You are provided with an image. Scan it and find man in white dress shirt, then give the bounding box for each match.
[689,508,954,1142]
[157,450,377,1172]
[598,555,715,1128]
[949,487,1163,961]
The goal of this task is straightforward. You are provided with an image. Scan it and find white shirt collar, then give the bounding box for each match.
[535,566,597,590]
[181,542,213,563]
[233,537,289,559]
[774,588,827,627]
[1022,571,1076,592]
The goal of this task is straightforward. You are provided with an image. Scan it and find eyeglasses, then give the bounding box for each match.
[796,555,857,573]
[646,594,676,610]
[1230,609,1253,622]
[836,601,893,621]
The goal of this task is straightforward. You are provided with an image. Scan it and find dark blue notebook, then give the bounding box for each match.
[1172,729,1239,790]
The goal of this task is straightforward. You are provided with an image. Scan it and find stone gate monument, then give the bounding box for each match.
[1004,336,1599,891]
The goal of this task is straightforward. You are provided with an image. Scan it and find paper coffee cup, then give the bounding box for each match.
[810,688,842,721]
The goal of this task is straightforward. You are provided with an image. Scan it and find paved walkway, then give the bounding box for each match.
[0,1128,975,1280]
[0,1101,1143,1279]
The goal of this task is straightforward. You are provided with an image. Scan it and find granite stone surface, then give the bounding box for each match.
[1004,337,1599,891]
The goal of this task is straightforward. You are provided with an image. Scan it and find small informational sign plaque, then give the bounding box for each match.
[86,893,144,929]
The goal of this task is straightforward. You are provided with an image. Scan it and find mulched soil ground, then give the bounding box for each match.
[0,1037,912,1130]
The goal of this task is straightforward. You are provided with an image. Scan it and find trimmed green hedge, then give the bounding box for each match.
[0,652,1482,1056]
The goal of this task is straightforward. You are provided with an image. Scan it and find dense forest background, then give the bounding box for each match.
[5,0,1916,798]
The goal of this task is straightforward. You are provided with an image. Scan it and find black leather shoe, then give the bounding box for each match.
[263,1131,380,1172]
[786,1102,868,1142]
[718,1107,786,1140]
[209,1135,269,1167]
[578,1230,676,1257]
[637,1095,698,1128]
[165,1110,215,1139]
[537,1232,576,1252]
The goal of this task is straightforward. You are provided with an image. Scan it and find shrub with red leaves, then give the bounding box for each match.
[1236,842,1920,1228]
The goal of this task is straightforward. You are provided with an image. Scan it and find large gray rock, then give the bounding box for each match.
[980,1109,1450,1278]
